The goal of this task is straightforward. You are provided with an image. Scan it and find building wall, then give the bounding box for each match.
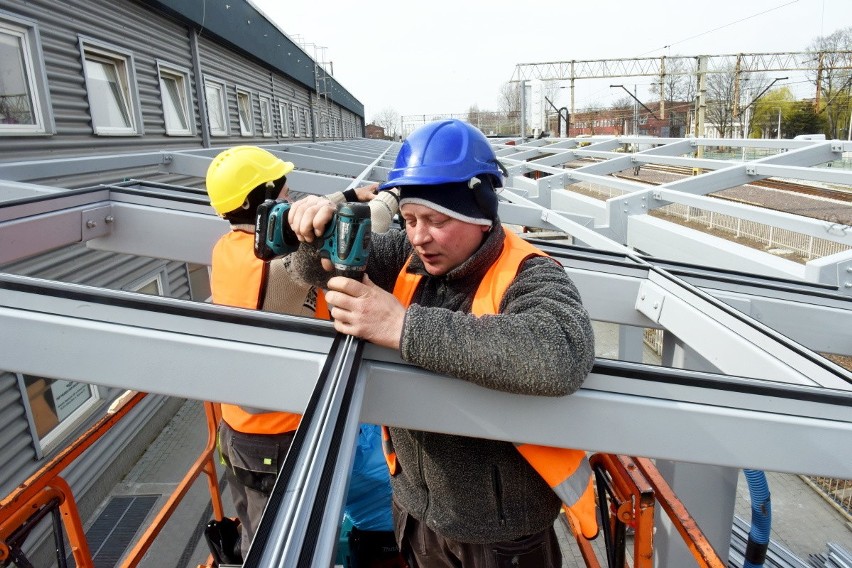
[0,243,197,563]
[365,124,386,139]
[0,1,369,559]
[0,0,365,187]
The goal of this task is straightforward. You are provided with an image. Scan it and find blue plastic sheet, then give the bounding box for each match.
[344,424,393,531]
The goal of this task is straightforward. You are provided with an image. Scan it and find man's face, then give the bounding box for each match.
[400,203,489,276]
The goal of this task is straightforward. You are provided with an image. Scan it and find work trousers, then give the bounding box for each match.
[392,500,562,568]
[218,421,295,559]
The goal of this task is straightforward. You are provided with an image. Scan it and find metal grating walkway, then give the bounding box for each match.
[69,495,158,568]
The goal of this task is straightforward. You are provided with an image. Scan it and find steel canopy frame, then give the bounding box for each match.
[0,272,849,479]
[1,136,851,565]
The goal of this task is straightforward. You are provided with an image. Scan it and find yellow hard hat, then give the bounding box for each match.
[205,146,295,215]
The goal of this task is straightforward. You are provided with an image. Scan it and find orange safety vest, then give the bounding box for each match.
[211,230,327,434]
[385,230,599,539]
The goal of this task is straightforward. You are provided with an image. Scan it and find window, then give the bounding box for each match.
[79,38,141,136]
[125,268,169,296]
[259,95,272,137]
[21,373,100,452]
[291,105,300,137]
[187,263,212,302]
[236,88,253,136]
[158,63,193,136]
[204,79,227,136]
[278,101,290,137]
[0,15,53,135]
[304,108,312,137]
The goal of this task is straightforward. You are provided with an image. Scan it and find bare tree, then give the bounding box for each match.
[706,66,768,138]
[498,82,521,135]
[807,27,852,138]
[466,104,481,128]
[370,107,400,140]
[649,57,696,104]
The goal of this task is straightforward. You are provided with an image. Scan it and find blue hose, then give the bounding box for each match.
[742,469,772,568]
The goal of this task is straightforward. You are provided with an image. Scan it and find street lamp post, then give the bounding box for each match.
[610,85,659,154]
[610,84,659,134]
[777,108,782,139]
[740,76,788,139]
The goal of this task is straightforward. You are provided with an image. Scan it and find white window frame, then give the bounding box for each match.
[18,372,100,455]
[124,267,169,296]
[204,77,228,136]
[259,95,272,137]
[304,108,312,137]
[278,101,290,137]
[157,61,194,136]
[291,105,300,137]
[236,87,254,136]
[79,37,142,136]
[0,12,54,136]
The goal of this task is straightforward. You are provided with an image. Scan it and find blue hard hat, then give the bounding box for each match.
[379,120,503,190]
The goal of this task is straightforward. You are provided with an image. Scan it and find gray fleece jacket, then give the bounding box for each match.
[289,221,595,543]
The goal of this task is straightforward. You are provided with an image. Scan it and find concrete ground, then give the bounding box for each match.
[85,393,850,568]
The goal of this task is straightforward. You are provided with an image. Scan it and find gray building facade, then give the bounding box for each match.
[0,0,365,562]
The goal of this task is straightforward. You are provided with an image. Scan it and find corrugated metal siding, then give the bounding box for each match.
[0,373,36,497]
[166,260,190,298]
[198,34,313,146]
[0,242,193,511]
[0,0,205,167]
[1,243,191,299]
[1,0,364,189]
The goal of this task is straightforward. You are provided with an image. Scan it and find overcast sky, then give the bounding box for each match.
[250,0,850,121]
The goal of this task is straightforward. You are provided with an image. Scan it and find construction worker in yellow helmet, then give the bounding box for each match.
[204,145,399,561]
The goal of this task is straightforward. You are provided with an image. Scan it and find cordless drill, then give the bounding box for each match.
[254,199,371,280]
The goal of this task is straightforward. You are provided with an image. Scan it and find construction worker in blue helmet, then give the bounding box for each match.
[285,119,596,568]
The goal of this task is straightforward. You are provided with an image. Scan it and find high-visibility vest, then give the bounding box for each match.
[386,229,599,539]
[211,230,326,434]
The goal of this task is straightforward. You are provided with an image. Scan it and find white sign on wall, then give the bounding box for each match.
[51,379,92,421]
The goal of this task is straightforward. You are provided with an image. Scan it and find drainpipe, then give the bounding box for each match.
[190,28,210,149]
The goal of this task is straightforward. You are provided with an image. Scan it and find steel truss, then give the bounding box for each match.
[1,136,851,565]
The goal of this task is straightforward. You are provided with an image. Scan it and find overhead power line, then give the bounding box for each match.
[637,0,802,57]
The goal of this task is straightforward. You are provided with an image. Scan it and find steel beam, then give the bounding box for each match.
[1,274,849,479]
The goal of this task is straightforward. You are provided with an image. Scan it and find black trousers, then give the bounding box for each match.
[392,500,562,568]
[218,421,295,559]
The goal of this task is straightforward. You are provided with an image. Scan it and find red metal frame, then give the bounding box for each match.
[565,454,726,568]
[0,393,224,568]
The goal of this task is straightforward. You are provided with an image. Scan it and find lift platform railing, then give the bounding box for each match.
[589,453,726,568]
[0,392,225,568]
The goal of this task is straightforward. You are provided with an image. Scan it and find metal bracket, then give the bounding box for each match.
[745,165,756,175]
[831,141,843,153]
[81,205,114,240]
[635,280,666,323]
[840,261,852,296]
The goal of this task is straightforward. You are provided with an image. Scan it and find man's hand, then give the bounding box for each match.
[354,183,378,202]
[287,195,337,243]
[324,274,405,349]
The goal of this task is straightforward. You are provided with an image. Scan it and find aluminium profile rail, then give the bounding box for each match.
[245,333,366,568]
